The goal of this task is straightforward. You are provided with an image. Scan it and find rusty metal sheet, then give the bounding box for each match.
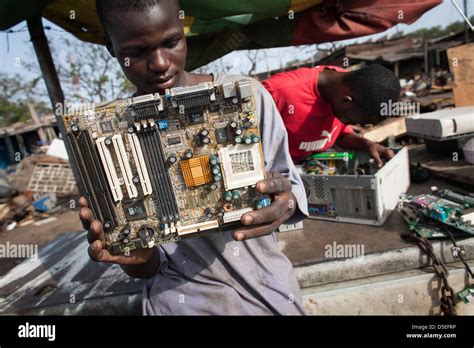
[0,231,144,315]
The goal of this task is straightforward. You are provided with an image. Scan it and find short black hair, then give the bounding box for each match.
[343,64,401,121]
[96,0,163,30]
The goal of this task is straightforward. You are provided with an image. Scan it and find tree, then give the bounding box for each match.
[0,72,48,127]
[193,57,233,75]
[406,16,474,40]
[25,36,136,105]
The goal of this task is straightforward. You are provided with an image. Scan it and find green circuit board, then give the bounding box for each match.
[63,79,269,254]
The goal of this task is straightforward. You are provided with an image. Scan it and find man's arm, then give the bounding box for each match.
[336,132,394,167]
[120,247,161,279]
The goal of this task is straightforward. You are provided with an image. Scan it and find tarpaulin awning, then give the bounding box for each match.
[1,0,442,70]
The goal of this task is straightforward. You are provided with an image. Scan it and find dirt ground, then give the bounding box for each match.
[0,209,83,276]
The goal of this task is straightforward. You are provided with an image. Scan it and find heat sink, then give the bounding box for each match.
[180,156,213,188]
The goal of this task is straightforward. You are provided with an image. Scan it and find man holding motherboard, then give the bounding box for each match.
[263,64,401,167]
[78,0,308,315]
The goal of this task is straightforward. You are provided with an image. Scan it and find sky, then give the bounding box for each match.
[0,0,472,88]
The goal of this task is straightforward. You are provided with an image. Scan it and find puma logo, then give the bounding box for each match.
[321,125,338,142]
[298,126,338,152]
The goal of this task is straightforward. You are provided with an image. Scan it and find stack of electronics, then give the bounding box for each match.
[398,187,474,239]
[405,106,474,157]
[300,147,410,226]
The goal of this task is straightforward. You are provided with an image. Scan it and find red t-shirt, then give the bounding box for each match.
[262,65,353,163]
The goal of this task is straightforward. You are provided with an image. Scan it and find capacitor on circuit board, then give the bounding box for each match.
[168,154,177,164]
[231,190,241,201]
[204,207,214,219]
[243,135,252,144]
[224,191,233,202]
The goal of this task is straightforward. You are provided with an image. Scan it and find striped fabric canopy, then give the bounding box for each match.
[0,0,442,69]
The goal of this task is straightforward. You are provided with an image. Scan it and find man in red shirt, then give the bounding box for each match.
[262,64,400,166]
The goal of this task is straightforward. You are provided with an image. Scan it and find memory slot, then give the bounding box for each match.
[145,128,175,223]
[112,134,138,199]
[96,137,123,202]
[137,129,167,223]
[79,132,117,228]
[66,133,102,222]
[127,133,153,196]
[148,126,180,223]
[137,131,166,222]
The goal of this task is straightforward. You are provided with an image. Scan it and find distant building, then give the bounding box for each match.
[0,114,58,169]
[256,30,474,80]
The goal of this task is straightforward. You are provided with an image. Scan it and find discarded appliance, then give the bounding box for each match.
[300,147,410,226]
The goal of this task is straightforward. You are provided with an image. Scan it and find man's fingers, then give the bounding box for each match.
[88,239,116,263]
[371,150,383,168]
[383,148,395,159]
[241,198,290,226]
[371,146,394,167]
[256,175,292,195]
[79,196,89,208]
[232,220,280,241]
[79,207,93,231]
[88,239,153,265]
[87,220,104,244]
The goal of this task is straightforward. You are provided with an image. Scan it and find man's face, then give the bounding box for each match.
[331,102,367,125]
[104,1,187,95]
[331,94,379,126]
[335,109,373,125]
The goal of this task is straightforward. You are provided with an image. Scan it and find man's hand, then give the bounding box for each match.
[232,172,296,241]
[79,197,154,266]
[364,141,395,168]
[336,133,394,168]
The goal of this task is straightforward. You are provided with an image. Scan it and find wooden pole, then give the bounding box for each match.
[27,16,64,110]
[27,17,82,187]
[423,39,429,75]
[27,103,48,143]
[464,0,470,44]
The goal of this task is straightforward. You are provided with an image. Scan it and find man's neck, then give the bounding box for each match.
[182,71,214,86]
[317,69,341,103]
[136,71,213,96]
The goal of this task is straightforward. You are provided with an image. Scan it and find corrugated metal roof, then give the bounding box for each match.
[345,36,424,63]
[0,231,144,315]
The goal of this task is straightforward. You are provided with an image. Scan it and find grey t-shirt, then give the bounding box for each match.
[142,74,308,315]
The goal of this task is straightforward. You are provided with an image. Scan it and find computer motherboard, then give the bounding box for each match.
[398,188,474,238]
[63,79,268,254]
